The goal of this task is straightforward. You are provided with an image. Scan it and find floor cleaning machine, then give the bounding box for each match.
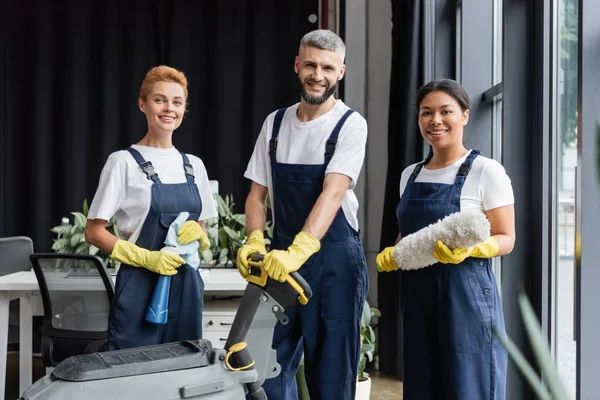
[19,254,312,399]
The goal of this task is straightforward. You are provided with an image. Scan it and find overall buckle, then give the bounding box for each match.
[457,163,472,176]
[325,139,337,155]
[184,162,195,177]
[140,161,157,179]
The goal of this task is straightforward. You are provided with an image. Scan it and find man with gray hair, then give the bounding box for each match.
[237,29,369,399]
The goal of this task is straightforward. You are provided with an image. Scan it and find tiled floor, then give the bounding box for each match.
[370,370,404,399]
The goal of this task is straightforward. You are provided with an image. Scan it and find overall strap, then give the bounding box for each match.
[407,149,434,184]
[453,149,481,186]
[324,109,355,165]
[126,147,161,184]
[268,108,288,162]
[268,108,287,206]
[179,151,196,184]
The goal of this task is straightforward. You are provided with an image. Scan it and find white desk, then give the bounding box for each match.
[0,268,246,399]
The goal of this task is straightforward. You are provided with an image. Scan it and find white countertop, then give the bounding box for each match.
[0,268,247,293]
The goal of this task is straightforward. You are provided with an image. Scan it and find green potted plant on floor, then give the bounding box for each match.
[356,300,381,399]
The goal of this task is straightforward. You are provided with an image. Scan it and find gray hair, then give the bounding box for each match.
[299,29,346,61]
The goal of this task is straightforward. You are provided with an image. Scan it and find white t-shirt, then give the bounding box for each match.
[88,144,218,243]
[399,151,514,214]
[244,100,368,231]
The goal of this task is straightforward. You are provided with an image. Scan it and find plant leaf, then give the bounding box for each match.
[200,249,213,263]
[71,212,87,228]
[361,301,373,327]
[518,293,572,400]
[360,344,374,353]
[70,233,85,248]
[494,327,551,400]
[219,247,229,259]
[75,241,90,254]
[218,230,229,250]
[217,248,229,264]
[51,238,69,252]
[264,221,274,239]
[214,194,229,217]
[367,325,376,343]
[358,356,367,378]
[223,226,239,240]
[232,213,246,226]
[50,225,72,235]
[83,198,89,216]
[110,219,120,238]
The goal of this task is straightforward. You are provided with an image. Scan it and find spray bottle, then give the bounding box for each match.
[144,246,186,324]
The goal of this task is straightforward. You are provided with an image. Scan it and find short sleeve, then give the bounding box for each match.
[244,117,270,187]
[399,165,416,199]
[325,113,368,189]
[192,158,218,221]
[480,160,515,210]
[87,154,126,221]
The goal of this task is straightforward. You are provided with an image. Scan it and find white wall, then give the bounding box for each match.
[344,0,392,307]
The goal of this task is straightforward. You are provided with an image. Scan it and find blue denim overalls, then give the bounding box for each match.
[108,147,205,350]
[261,108,369,400]
[397,150,507,400]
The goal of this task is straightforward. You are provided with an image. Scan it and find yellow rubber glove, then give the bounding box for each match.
[263,232,321,282]
[110,239,185,276]
[433,236,499,265]
[376,247,398,272]
[236,230,267,278]
[177,220,210,251]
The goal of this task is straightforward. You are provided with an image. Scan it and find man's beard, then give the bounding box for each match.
[298,77,339,105]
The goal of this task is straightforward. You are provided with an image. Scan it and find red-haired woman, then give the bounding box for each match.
[85,66,217,350]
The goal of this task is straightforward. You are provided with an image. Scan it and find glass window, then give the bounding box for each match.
[552,0,578,397]
[491,0,503,288]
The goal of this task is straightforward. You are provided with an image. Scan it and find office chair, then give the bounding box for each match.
[0,236,34,352]
[29,253,114,367]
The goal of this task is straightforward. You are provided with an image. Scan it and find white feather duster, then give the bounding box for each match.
[392,210,491,271]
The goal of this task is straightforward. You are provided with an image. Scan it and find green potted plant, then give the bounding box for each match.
[50,199,121,271]
[356,300,380,399]
[52,195,273,271]
[200,193,273,267]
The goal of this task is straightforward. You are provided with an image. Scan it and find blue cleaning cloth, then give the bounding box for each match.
[163,211,200,270]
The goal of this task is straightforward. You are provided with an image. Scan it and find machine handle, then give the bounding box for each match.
[247,253,312,305]
[249,253,265,263]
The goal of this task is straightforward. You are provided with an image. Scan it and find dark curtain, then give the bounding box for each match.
[377,0,425,379]
[0,0,318,251]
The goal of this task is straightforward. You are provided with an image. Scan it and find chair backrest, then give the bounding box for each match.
[0,236,34,276]
[30,253,115,365]
[0,236,34,349]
